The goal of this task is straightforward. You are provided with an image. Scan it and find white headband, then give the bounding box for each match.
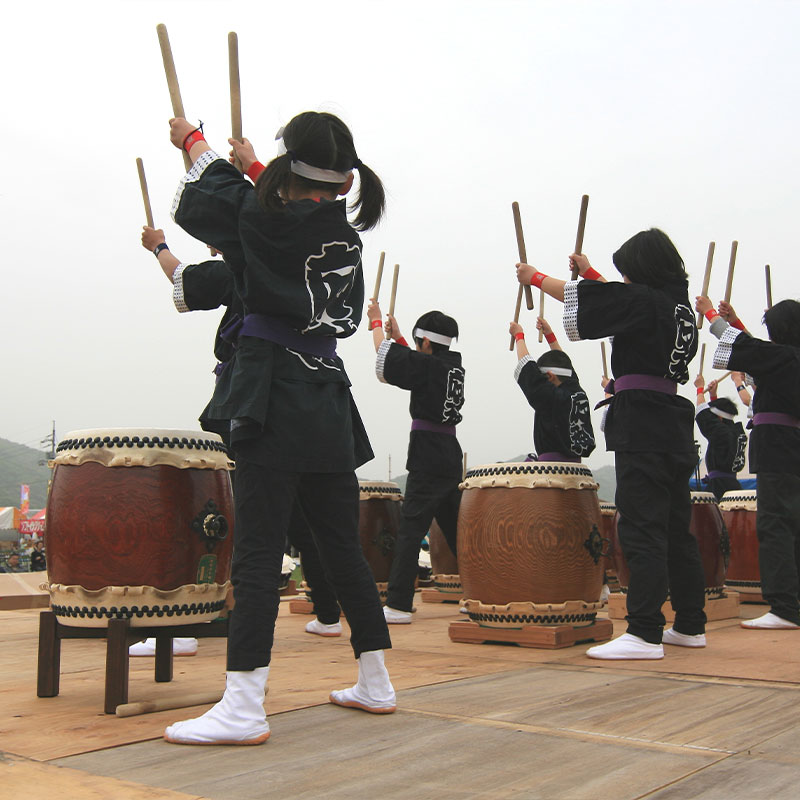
[540,366,573,377]
[413,328,453,347]
[276,127,352,184]
[709,407,735,421]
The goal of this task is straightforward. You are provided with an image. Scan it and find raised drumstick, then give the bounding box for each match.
[387,264,399,339]
[765,264,773,309]
[156,23,192,171]
[372,252,386,301]
[723,240,738,304]
[510,284,524,351]
[512,202,534,311]
[601,341,608,380]
[570,195,590,280]
[699,343,706,376]
[229,32,243,173]
[696,241,715,329]
[136,158,155,228]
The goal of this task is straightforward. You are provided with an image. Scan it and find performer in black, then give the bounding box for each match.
[693,374,747,501]
[163,111,394,746]
[696,294,800,630]
[367,303,465,624]
[517,228,706,658]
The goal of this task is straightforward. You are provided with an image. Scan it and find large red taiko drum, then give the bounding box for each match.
[457,463,605,628]
[428,519,461,597]
[358,481,402,601]
[598,501,620,591]
[611,491,728,599]
[45,428,234,627]
[719,490,761,601]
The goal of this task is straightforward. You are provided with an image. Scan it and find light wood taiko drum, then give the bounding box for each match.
[457,462,605,628]
[719,490,761,600]
[45,428,234,627]
[358,481,402,602]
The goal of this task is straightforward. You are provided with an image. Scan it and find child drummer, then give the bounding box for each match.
[368,302,465,624]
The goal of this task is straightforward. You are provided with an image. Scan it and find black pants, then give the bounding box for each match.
[386,470,461,612]
[706,475,740,503]
[227,459,391,670]
[757,472,800,624]
[615,451,707,643]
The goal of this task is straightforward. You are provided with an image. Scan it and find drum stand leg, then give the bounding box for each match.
[37,610,60,698]
[105,619,130,713]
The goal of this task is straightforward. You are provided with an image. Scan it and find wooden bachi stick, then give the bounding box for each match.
[601,341,608,379]
[696,241,715,329]
[570,195,590,280]
[511,202,534,312]
[372,252,386,301]
[723,240,738,304]
[699,343,706,376]
[136,158,155,228]
[510,285,524,351]
[116,691,223,718]
[156,23,192,171]
[387,264,399,339]
[715,370,733,383]
[228,32,243,173]
[765,264,773,309]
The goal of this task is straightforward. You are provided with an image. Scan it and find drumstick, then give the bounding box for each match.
[116,691,223,718]
[387,264,399,339]
[510,284,524,351]
[723,240,738,304]
[228,32,243,173]
[601,341,608,380]
[570,194,590,280]
[156,23,192,171]
[715,370,733,383]
[511,202,534,312]
[696,241,715,329]
[136,158,155,228]
[765,264,773,309]
[372,251,386,301]
[699,343,706,376]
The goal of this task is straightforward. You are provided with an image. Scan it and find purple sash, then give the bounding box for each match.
[221,314,337,359]
[613,374,678,395]
[411,419,456,436]
[536,452,581,463]
[704,470,736,481]
[752,412,800,429]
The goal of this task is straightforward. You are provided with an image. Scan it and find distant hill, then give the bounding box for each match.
[0,438,52,508]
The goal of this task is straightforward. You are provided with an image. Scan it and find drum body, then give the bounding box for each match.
[428,519,461,595]
[45,429,234,627]
[457,463,605,627]
[358,481,402,597]
[611,491,728,599]
[719,490,760,598]
[598,501,619,591]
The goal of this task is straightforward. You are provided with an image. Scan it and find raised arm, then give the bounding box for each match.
[509,321,530,360]
[141,226,180,282]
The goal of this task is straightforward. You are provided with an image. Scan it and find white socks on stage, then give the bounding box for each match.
[329,650,397,713]
[383,606,412,624]
[662,628,706,647]
[129,638,198,657]
[587,633,664,660]
[741,612,800,630]
[164,667,271,745]
[305,618,343,637]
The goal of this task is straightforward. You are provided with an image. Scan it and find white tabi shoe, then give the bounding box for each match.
[305,618,343,637]
[662,628,706,647]
[741,612,800,630]
[129,637,198,657]
[599,585,611,604]
[586,633,664,660]
[164,667,270,745]
[383,606,412,624]
[329,650,396,714]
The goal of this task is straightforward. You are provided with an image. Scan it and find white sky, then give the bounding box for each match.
[2,0,797,478]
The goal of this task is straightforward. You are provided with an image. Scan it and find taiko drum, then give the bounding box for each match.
[719,490,761,600]
[45,429,234,627]
[611,491,728,598]
[358,481,402,597]
[457,463,605,628]
[598,501,619,591]
[428,519,461,596]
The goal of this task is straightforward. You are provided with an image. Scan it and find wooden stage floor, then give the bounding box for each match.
[2,598,800,799]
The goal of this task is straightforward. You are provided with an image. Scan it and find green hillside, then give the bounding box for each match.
[0,438,52,508]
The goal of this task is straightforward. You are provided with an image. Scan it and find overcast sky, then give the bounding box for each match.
[2,0,797,479]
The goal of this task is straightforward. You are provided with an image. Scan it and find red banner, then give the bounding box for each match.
[19,519,45,535]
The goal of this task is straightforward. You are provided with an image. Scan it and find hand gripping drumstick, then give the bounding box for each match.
[723,240,738,304]
[570,195,590,280]
[136,158,155,228]
[372,252,386,302]
[765,264,773,309]
[228,32,243,173]
[696,241,715,329]
[510,284,524,351]
[601,340,608,380]
[156,23,192,171]
[116,691,223,718]
[387,264,399,340]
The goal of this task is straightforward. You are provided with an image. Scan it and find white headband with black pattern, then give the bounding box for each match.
[539,366,573,377]
[413,328,453,347]
[709,406,735,421]
[275,127,352,184]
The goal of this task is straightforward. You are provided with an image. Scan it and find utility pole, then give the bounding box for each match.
[39,421,56,464]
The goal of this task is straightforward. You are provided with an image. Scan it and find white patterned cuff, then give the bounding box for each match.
[514,354,534,383]
[376,339,392,383]
[171,150,224,222]
[712,326,743,370]
[696,402,710,418]
[563,281,581,342]
[172,263,190,312]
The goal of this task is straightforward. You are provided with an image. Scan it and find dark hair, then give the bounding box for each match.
[413,311,458,354]
[537,350,575,374]
[708,397,738,417]
[612,228,688,288]
[255,111,385,231]
[763,299,800,347]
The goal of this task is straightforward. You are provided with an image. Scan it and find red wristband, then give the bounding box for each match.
[545,332,557,344]
[397,337,409,347]
[709,392,717,401]
[370,319,383,330]
[696,387,705,395]
[530,271,548,289]
[704,309,720,323]
[583,267,603,281]
[732,318,746,331]
[515,332,525,342]
[183,129,206,152]
[246,160,265,181]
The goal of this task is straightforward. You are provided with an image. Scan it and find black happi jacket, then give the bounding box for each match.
[171,151,372,473]
[376,341,465,478]
[514,355,595,459]
[712,324,800,477]
[695,405,747,475]
[563,279,697,455]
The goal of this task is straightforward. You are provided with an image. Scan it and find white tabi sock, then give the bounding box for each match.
[329,650,396,713]
[305,618,343,637]
[586,632,664,660]
[129,638,198,657]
